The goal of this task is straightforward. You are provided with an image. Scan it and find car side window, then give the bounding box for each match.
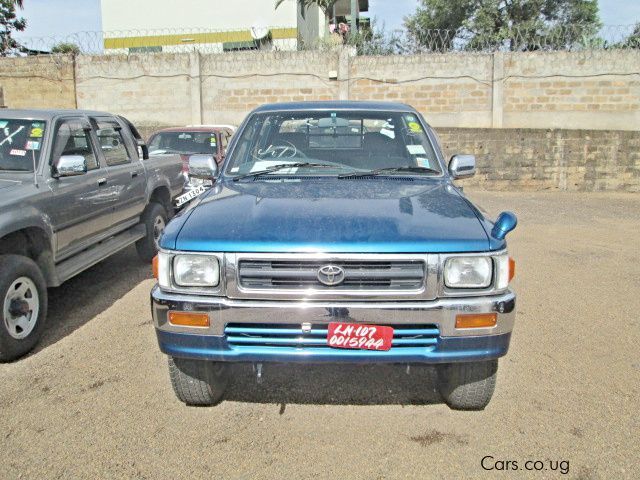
[95,120,130,166]
[52,119,99,170]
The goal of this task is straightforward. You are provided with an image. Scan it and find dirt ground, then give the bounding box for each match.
[1,191,638,479]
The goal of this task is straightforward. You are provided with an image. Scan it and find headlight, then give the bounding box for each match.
[173,255,219,287]
[444,256,492,289]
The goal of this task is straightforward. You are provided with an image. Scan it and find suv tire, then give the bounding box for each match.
[0,255,48,362]
[168,356,229,406]
[437,360,498,410]
[136,202,167,262]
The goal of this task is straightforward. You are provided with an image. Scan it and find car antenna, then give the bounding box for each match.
[31,149,38,188]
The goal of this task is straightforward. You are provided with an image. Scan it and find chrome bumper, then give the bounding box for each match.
[151,286,515,338]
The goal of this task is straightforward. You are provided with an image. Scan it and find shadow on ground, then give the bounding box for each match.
[36,245,150,353]
[222,363,443,407]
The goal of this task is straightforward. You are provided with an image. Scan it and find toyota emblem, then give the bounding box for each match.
[317,265,345,286]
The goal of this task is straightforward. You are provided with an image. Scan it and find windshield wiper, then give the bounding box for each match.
[337,166,440,179]
[231,162,341,181]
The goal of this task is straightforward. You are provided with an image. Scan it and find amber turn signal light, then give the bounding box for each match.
[509,257,516,282]
[152,255,159,279]
[168,311,210,328]
[455,313,497,329]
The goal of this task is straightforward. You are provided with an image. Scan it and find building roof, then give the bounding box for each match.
[252,101,417,113]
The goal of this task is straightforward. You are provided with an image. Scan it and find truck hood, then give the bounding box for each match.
[163,179,493,253]
[0,178,24,191]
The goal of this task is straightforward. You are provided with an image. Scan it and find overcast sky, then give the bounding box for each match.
[13,0,640,39]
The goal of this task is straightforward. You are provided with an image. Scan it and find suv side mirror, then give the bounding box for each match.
[448,154,476,179]
[137,139,149,160]
[53,155,87,178]
[189,154,218,179]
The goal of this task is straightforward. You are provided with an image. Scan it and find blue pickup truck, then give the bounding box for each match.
[151,102,517,410]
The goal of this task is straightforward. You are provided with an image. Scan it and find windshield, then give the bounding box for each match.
[0,119,46,172]
[149,131,217,155]
[225,111,442,178]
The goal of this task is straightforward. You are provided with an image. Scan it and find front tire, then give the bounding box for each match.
[168,357,229,406]
[136,202,167,262]
[437,360,498,410]
[0,255,48,362]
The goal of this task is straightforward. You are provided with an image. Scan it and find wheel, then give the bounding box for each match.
[168,356,229,406]
[136,202,167,262]
[0,255,48,362]
[437,360,498,410]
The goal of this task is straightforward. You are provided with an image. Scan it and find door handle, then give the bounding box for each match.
[97,178,107,186]
[131,171,139,178]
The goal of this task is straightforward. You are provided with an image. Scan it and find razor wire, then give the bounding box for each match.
[5,24,639,59]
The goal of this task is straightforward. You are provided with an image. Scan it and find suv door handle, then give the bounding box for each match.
[131,171,139,178]
[97,178,107,186]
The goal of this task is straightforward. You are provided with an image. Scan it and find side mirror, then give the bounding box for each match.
[137,139,149,160]
[492,211,518,240]
[53,155,87,178]
[448,154,476,179]
[189,154,218,179]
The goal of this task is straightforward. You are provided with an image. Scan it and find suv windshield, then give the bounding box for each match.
[0,119,46,172]
[149,131,217,155]
[225,110,442,178]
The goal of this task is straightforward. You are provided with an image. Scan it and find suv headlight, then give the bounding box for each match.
[173,255,219,287]
[444,256,492,289]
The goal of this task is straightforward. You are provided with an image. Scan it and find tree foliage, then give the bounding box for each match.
[51,42,81,55]
[405,0,602,51]
[620,23,640,49]
[0,0,26,55]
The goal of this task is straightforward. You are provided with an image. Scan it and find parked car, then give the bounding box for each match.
[151,101,517,410]
[148,125,236,208]
[0,109,184,361]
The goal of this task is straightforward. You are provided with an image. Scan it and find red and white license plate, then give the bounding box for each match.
[327,322,394,351]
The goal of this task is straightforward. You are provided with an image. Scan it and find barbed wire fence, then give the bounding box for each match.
[6,24,640,58]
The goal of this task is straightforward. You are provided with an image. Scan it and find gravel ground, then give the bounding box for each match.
[1,191,638,480]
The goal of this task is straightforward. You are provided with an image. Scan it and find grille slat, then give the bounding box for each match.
[224,323,440,350]
[238,259,425,291]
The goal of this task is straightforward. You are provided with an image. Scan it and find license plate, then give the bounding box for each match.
[327,322,394,351]
[175,185,207,207]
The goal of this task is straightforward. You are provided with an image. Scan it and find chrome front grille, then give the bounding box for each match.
[238,259,425,291]
[224,323,440,350]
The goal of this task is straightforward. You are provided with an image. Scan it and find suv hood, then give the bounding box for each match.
[163,179,492,253]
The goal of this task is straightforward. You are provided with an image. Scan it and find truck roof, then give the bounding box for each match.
[0,109,114,120]
[252,101,418,114]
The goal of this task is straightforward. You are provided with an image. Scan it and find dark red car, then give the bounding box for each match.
[148,125,236,173]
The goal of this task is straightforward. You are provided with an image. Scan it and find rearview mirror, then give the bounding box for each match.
[189,154,218,179]
[448,154,476,179]
[53,155,87,178]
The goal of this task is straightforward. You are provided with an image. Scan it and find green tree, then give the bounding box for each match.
[0,0,26,55]
[51,41,81,55]
[620,23,640,49]
[405,0,601,51]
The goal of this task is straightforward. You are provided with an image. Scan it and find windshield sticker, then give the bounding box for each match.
[416,157,432,169]
[29,127,43,138]
[25,140,41,150]
[10,149,26,156]
[230,167,240,172]
[0,121,7,128]
[406,144,427,155]
[210,137,217,146]
[405,115,416,122]
[407,121,423,133]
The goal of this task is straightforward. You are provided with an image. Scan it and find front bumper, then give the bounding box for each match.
[151,286,515,364]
